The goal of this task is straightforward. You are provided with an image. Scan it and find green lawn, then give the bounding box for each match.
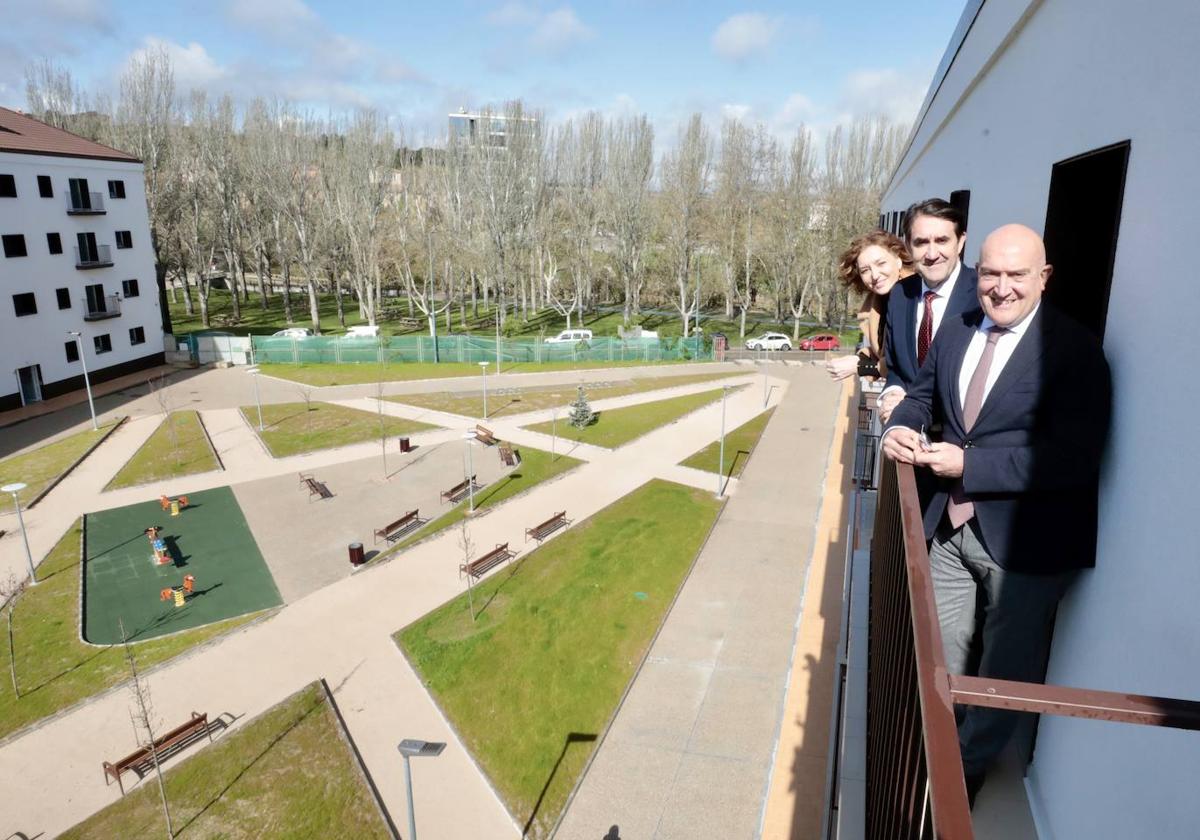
[258,358,699,387]
[523,386,735,449]
[241,401,438,457]
[397,479,722,838]
[376,445,582,561]
[0,420,121,507]
[389,371,744,420]
[0,521,264,742]
[59,682,393,840]
[680,408,776,479]
[105,411,220,490]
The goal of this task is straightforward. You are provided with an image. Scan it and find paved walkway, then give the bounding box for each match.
[0,365,793,839]
[557,365,843,840]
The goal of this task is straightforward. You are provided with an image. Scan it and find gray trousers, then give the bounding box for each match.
[928,518,1077,776]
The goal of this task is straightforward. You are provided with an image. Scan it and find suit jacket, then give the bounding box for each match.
[883,265,980,392]
[886,305,1112,573]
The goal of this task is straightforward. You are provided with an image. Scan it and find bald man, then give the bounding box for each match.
[882,224,1112,804]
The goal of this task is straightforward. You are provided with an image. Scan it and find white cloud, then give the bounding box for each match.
[711,13,778,62]
[133,37,228,89]
[487,1,540,27]
[838,67,927,125]
[227,0,319,33]
[773,92,816,130]
[530,8,593,52]
[721,102,752,122]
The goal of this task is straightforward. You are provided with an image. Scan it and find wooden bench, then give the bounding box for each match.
[441,475,478,503]
[526,511,569,543]
[374,509,421,544]
[475,424,498,446]
[498,443,517,466]
[299,473,332,500]
[103,711,212,794]
[460,543,514,579]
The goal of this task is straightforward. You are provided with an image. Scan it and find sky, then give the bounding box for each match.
[1,0,966,147]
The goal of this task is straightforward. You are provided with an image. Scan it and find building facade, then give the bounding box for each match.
[0,108,165,412]
[878,1,1200,837]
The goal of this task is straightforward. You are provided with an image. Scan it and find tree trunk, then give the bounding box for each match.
[334,271,346,328]
[281,262,294,324]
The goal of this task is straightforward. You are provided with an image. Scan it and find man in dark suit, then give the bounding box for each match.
[881,224,1112,801]
[878,198,980,423]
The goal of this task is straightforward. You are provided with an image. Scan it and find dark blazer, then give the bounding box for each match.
[883,265,980,392]
[886,304,1112,573]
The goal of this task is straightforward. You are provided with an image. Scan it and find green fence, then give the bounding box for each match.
[248,334,712,365]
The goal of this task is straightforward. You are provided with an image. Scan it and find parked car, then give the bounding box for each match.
[344,325,380,338]
[799,334,842,351]
[745,332,792,351]
[272,327,313,338]
[545,329,593,344]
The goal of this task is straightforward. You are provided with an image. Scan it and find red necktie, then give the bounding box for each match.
[947,327,1007,528]
[917,290,937,366]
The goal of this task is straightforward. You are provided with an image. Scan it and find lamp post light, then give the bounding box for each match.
[67,331,98,430]
[461,432,478,512]
[246,366,264,431]
[478,360,490,419]
[397,739,446,840]
[2,483,36,585]
[716,386,729,499]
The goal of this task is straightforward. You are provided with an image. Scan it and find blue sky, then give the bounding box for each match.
[2,0,965,145]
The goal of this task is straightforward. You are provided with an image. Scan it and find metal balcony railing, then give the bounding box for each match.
[75,244,113,269]
[83,294,121,321]
[863,417,1200,838]
[66,191,106,214]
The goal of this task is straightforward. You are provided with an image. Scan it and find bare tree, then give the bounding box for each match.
[458,521,477,622]
[147,374,179,459]
[1,572,26,698]
[660,114,712,338]
[296,385,314,439]
[601,116,654,324]
[119,617,175,839]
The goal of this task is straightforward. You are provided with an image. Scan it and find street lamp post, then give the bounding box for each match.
[397,739,446,840]
[246,366,264,431]
[2,483,37,585]
[478,361,489,419]
[716,386,729,499]
[462,432,477,512]
[67,331,98,430]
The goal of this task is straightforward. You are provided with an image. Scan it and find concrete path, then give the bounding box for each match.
[0,365,793,839]
[556,365,842,840]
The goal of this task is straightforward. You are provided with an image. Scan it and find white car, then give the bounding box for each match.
[272,327,313,338]
[545,329,593,344]
[746,332,792,351]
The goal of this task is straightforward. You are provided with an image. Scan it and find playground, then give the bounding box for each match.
[83,486,282,645]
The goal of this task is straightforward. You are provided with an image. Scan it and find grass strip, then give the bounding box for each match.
[397,479,721,838]
[240,401,438,458]
[0,420,120,508]
[523,386,733,449]
[679,407,775,478]
[0,521,262,742]
[105,411,220,490]
[388,371,743,420]
[258,358,698,387]
[59,682,393,840]
[374,445,582,562]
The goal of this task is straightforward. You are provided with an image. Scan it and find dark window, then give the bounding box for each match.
[949,189,971,233]
[12,292,37,316]
[0,174,15,197]
[77,232,99,262]
[129,326,146,345]
[115,230,132,249]
[2,234,27,257]
[65,340,79,363]
[108,180,126,199]
[68,178,89,209]
[85,283,105,313]
[47,232,62,254]
[122,278,140,297]
[94,333,112,354]
[56,287,71,309]
[38,175,53,198]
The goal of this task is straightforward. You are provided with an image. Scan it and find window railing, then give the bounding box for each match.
[75,244,113,269]
[66,191,106,214]
[863,401,1200,839]
[83,294,121,321]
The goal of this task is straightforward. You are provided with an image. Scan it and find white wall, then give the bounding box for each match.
[882,1,1200,837]
[0,151,161,404]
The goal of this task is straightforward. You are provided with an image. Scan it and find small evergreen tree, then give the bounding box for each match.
[568,385,594,429]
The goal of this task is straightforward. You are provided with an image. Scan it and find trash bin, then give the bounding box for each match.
[399,436,411,453]
[348,542,365,567]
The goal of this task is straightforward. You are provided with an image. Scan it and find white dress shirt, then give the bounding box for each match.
[879,260,964,402]
[956,302,1040,410]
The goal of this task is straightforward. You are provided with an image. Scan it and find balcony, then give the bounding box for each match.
[75,244,113,270]
[66,192,106,215]
[832,391,1200,838]
[83,294,121,321]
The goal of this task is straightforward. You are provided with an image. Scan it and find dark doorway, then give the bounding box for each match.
[17,364,43,404]
[950,189,971,232]
[1042,141,1130,342]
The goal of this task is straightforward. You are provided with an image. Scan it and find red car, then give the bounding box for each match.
[799,334,841,351]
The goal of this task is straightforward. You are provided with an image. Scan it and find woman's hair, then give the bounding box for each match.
[837,230,913,293]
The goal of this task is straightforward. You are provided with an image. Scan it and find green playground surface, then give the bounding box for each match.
[83,486,282,645]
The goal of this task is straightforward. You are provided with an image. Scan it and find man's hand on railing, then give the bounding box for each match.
[881,427,923,464]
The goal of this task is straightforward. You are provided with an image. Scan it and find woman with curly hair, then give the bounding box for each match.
[826,230,914,380]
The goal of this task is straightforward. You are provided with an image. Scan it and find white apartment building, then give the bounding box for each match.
[0,107,165,412]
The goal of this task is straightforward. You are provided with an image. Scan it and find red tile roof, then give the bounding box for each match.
[0,107,140,163]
